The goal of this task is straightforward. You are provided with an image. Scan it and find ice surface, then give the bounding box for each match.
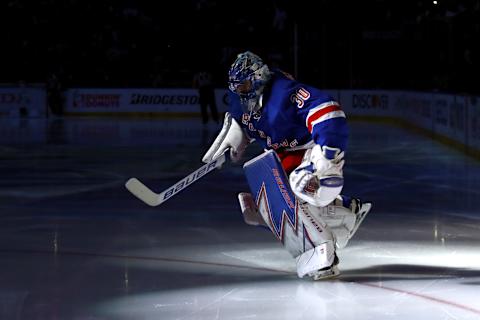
[0,117,479,319]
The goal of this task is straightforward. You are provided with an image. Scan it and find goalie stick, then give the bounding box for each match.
[125,152,227,206]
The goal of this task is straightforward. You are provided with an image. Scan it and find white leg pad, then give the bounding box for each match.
[243,150,339,279]
[238,192,267,227]
[308,199,372,249]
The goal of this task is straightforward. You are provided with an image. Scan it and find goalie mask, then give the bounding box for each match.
[228,51,272,112]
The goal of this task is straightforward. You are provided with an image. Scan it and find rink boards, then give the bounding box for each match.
[1,85,480,156]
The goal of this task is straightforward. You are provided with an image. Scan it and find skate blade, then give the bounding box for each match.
[311,265,340,281]
[350,202,372,237]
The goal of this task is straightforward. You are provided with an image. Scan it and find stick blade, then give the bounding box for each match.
[125,178,161,206]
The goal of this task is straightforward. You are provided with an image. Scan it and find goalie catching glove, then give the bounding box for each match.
[289,145,345,207]
[202,112,252,163]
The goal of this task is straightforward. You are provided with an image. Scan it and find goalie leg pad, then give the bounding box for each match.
[238,192,267,227]
[243,150,337,278]
[308,196,373,249]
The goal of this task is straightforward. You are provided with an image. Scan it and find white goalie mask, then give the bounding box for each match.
[228,51,272,112]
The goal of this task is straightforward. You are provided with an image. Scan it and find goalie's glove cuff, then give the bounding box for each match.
[202,112,251,163]
[289,145,344,207]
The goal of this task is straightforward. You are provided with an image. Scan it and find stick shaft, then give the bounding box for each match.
[125,154,226,206]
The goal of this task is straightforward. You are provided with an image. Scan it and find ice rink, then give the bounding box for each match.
[0,117,479,320]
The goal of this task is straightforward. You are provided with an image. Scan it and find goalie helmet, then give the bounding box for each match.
[228,51,272,112]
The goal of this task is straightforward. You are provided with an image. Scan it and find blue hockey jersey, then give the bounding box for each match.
[229,70,348,154]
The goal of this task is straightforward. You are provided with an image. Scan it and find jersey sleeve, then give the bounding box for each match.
[228,91,244,122]
[295,88,349,153]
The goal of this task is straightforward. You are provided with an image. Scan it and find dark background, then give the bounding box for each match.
[0,0,478,93]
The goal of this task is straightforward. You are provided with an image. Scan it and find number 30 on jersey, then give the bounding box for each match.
[290,87,311,108]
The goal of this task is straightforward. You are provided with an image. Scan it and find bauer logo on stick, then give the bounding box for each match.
[125,151,226,207]
[162,160,219,201]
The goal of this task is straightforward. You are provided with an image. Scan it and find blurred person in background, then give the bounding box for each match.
[193,69,219,125]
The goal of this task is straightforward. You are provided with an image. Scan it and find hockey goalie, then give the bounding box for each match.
[202,51,372,280]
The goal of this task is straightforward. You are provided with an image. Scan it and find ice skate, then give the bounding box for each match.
[349,198,372,240]
[309,254,340,280]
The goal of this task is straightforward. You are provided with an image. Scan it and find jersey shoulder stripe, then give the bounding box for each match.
[306,101,345,132]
